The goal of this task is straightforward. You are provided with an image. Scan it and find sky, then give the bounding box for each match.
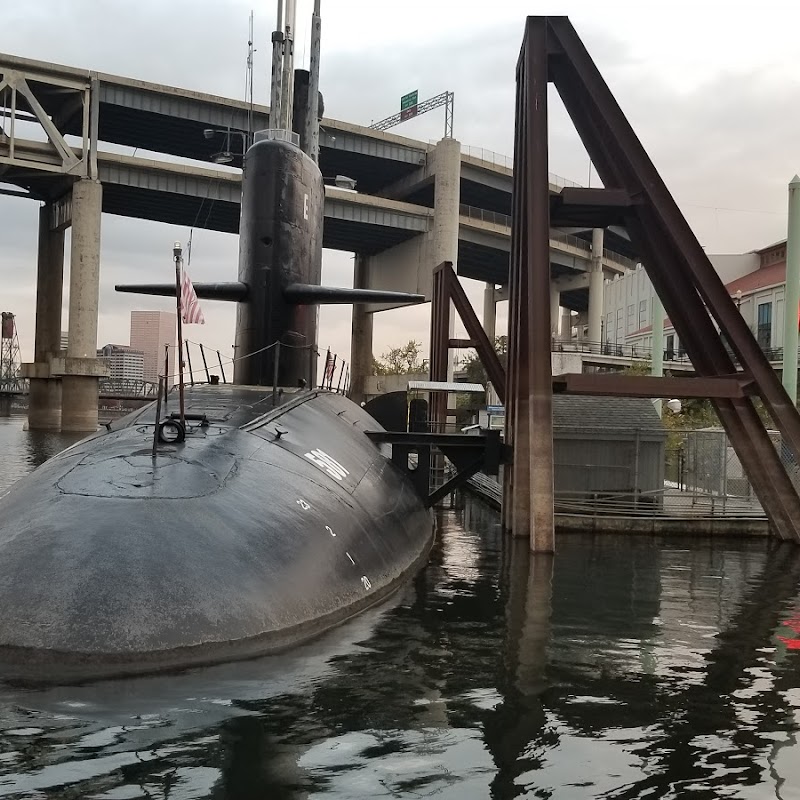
[2,0,800,368]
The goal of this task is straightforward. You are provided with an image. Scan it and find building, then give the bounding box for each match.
[129,311,176,387]
[552,395,666,500]
[97,343,144,385]
[600,240,790,363]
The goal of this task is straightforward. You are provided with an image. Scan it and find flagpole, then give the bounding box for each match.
[173,240,186,427]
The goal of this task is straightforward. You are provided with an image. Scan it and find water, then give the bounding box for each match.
[2,413,800,798]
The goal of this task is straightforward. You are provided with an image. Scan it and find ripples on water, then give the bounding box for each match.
[1,414,800,797]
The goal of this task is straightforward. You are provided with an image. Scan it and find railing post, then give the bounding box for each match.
[272,341,281,406]
[199,343,210,383]
[185,341,194,387]
[217,350,227,383]
[152,376,163,459]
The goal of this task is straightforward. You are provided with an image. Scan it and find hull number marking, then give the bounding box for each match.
[304,449,349,481]
[296,499,311,510]
[361,576,372,591]
[325,525,336,537]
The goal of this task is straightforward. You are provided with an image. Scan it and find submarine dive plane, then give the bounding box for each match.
[0,1,435,682]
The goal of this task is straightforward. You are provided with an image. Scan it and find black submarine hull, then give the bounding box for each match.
[0,386,433,682]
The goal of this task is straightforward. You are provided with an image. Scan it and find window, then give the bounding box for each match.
[627,304,635,333]
[638,299,647,328]
[757,302,772,351]
[665,334,675,361]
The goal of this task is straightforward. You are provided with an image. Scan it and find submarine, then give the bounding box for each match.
[0,2,435,682]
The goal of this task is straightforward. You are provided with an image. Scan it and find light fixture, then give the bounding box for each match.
[203,128,216,140]
[324,174,357,191]
[212,151,234,165]
[334,175,357,190]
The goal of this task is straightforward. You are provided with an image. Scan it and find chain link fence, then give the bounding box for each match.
[466,425,800,521]
[549,426,771,518]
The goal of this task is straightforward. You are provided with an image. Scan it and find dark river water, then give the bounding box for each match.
[1,413,800,798]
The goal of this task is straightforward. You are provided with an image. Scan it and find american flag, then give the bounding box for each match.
[180,267,205,325]
[323,350,335,382]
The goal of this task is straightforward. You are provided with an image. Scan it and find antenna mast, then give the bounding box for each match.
[246,9,255,146]
[269,0,284,128]
[269,0,299,134]
[279,0,297,131]
[304,0,322,162]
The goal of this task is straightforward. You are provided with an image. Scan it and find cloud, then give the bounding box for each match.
[2,2,798,372]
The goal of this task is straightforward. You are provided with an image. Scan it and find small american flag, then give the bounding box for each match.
[180,268,205,325]
[323,350,335,382]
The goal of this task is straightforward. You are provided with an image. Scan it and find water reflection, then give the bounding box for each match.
[0,471,799,796]
[0,416,86,494]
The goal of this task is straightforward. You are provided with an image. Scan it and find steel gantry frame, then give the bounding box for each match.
[369,91,454,138]
[498,16,800,549]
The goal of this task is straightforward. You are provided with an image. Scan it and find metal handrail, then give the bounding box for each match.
[553,487,766,519]
[551,337,694,364]
[459,143,583,189]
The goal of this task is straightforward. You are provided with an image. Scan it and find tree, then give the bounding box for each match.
[457,335,508,387]
[372,340,429,375]
[455,335,508,408]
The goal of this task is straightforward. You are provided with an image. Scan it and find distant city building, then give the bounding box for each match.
[129,311,176,387]
[600,240,790,361]
[97,344,144,384]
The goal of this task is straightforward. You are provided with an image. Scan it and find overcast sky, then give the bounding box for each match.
[2,0,800,368]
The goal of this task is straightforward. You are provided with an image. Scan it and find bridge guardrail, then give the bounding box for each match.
[458,205,637,269]
[459,144,584,190]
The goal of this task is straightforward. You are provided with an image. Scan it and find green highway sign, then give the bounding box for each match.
[400,90,418,110]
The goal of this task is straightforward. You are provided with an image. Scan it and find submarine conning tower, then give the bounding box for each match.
[114,0,425,379]
[234,129,325,388]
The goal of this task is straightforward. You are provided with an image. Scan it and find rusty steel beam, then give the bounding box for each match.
[429,263,507,424]
[559,187,636,207]
[536,15,800,543]
[552,373,755,399]
[428,263,450,427]
[503,31,531,537]
[525,17,555,553]
[443,265,506,403]
[547,16,800,472]
[549,187,637,228]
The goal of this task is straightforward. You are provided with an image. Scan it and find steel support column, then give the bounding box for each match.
[523,18,555,552]
[531,15,800,542]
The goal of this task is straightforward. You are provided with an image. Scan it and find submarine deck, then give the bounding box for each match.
[0,383,434,682]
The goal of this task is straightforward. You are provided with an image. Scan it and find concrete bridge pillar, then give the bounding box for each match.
[61,179,103,432]
[561,308,572,342]
[27,204,65,431]
[550,285,560,338]
[430,138,461,381]
[588,228,604,344]
[350,254,374,405]
[483,283,497,342]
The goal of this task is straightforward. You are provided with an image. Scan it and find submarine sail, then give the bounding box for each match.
[0,0,435,682]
